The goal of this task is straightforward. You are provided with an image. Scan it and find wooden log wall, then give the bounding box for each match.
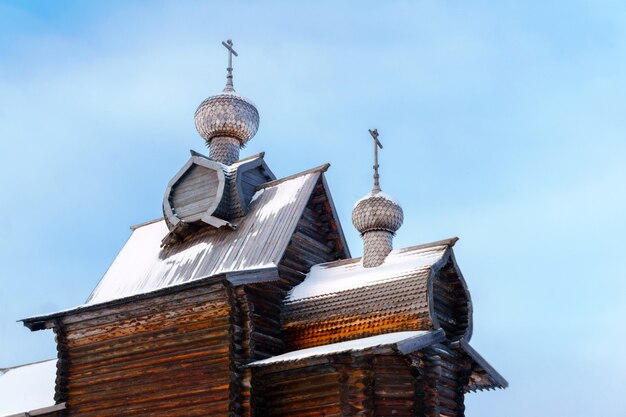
[231,283,285,417]
[414,344,471,417]
[231,174,346,415]
[334,354,374,417]
[252,360,343,417]
[252,351,430,417]
[372,355,419,417]
[432,262,470,341]
[56,282,233,416]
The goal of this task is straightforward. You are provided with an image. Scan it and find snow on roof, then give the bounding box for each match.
[86,170,321,305]
[353,189,400,208]
[249,330,444,367]
[0,360,56,416]
[287,242,450,302]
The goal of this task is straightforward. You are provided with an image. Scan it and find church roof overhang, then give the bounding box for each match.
[282,237,474,345]
[249,329,446,368]
[455,338,509,391]
[86,164,330,305]
[21,266,279,331]
[248,329,507,392]
[0,359,64,417]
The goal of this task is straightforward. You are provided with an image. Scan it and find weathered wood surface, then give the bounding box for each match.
[414,344,471,417]
[252,363,342,417]
[57,282,232,416]
[432,262,471,341]
[277,177,348,292]
[253,351,432,417]
[171,164,221,220]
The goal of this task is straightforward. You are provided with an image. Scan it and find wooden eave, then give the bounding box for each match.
[21,267,280,331]
[4,402,66,417]
[248,329,445,371]
[454,338,509,391]
[86,165,326,305]
[319,174,351,259]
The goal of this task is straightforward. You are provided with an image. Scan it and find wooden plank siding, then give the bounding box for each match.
[277,177,347,292]
[170,164,220,221]
[56,282,233,416]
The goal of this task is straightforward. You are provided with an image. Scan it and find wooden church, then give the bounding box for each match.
[6,40,507,417]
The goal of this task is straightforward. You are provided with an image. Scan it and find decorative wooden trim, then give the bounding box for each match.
[5,402,66,417]
[256,163,330,190]
[21,267,279,330]
[233,154,276,216]
[320,174,351,259]
[446,249,474,341]
[455,339,509,389]
[396,329,445,354]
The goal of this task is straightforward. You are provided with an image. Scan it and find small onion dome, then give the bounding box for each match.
[194,88,260,145]
[352,190,404,235]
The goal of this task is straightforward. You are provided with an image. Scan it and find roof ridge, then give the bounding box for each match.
[306,237,459,270]
[257,163,330,190]
[396,237,459,253]
[234,151,265,164]
[0,358,56,373]
[129,217,164,231]
[189,150,265,165]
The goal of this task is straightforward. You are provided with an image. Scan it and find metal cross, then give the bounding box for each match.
[368,128,383,192]
[222,39,238,90]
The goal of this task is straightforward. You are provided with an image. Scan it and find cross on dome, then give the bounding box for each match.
[369,128,383,192]
[222,39,238,92]
[194,40,260,165]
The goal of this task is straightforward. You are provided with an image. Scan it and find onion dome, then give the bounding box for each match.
[352,190,404,235]
[352,128,403,268]
[194,89,259,146]
[194,40,259,165]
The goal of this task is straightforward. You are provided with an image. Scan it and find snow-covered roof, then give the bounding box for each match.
[353,189,400,208]
[86,169,323,305]
[0,360,58,417]
[249,330,445,367]
[287,239,454,302]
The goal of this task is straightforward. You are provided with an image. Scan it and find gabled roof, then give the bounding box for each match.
[282,238,462,348]
[0,360,62,417]
[86,165,330,305]
[287,238,456,302]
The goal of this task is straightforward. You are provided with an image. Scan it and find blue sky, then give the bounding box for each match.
[1,1,626,415]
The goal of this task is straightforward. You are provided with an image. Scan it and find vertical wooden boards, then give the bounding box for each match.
[171,164,221,221]
[277,177,346,294]
[57,283,233,416]
[432,262,471,342]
